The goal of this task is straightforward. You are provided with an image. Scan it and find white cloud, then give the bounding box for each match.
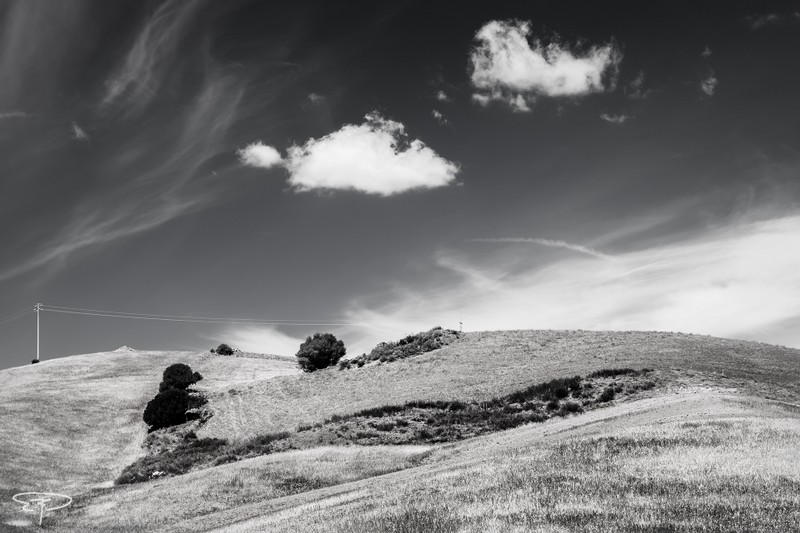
[469,237,612,259]
[346,214,800,349]
[219,326,304,356]
[284,111,459,196]
[747,13,782,29]
[0,110,26,119]
[307,92,325,105]
[469,19,621,111]
[71,121,89,141]
[435,90,451,102]
[431,109,449,126]
[701,46,713,58]
[238,142,283,169]
[599,112,631,124]
[701,71,718,96]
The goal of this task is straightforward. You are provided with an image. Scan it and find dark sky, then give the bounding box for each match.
[2,0,800,368]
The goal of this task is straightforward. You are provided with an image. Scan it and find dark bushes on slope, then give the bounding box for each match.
[159,363,203,392]
[347,327,459,367]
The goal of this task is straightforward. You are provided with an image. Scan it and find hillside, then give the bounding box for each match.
[0,348,297,493]
[2,330,799,532]
[200,330,800,440]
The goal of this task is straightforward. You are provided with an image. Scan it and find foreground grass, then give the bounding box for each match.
[55,446,431,532]
[270,409,800,533]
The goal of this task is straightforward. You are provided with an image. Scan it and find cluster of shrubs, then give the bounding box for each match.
[211,343,234,355]
[116,430,292,484]
[339,327,459,369]
[142,363,205,431]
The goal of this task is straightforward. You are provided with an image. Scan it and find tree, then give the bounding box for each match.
[296,333,346,372]
[216,343,234,356]
[159,363,203,392]
[143,388,190,430]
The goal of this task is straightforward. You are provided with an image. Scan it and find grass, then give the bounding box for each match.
[4,329,800,531]
[115,370,660,482]
[0,349,298,493]
[54,445,433,532]
[234,393,800,533]
[199,330,800,442]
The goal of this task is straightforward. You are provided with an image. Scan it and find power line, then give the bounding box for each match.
[0,306,32,328]
[39,303,366,327]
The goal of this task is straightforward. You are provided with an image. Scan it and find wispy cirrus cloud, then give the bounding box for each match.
[0,111,27,119]
[746,13,786,29]
[102,0,206,115]
[347,214,800,349]
[469,19,621,112]
[469,237,612,259]
[0,1,87,105]
[0,69,244,282]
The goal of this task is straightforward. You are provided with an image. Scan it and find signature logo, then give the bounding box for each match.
[12,492,73,526]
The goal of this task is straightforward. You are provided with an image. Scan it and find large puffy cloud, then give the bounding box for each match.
[470,20,621,111]
[344,214,800,349]
[284,112,458,196]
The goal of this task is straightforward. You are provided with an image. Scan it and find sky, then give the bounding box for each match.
[2,0,800,368]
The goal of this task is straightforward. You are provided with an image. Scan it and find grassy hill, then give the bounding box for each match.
[0,348,297,493]
[1,330,799,532]
[200,330,800,440]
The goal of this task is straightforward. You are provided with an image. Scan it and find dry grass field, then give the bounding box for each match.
[171,391,800,533]
[0,348,297,493]
[201,330,800,440]
[1,330,799,532]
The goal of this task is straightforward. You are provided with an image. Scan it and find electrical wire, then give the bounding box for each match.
[0,306,32,328]
[40,304,366,327]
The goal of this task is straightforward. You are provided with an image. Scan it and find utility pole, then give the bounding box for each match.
[35,303,41,362]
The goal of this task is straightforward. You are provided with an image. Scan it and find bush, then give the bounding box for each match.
[216,343,234,356]
[347,327,459,367]
[159,363,203,392]
[296,333,346,372]
[143,388,191,430]
[599,387,616,402]
[589,368,637,378]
